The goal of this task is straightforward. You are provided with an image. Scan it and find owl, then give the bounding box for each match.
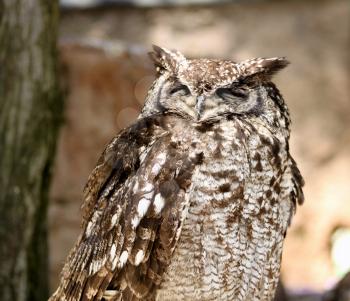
[50,45,304,301]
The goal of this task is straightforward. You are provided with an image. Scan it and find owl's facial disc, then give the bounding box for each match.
[159,76,265,121]
[194,84,261,121]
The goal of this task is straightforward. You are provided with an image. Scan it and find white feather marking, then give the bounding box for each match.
[133,181,139,193]
[142,183,153,192]
[86,221,93,236]
[137,198,151,216]
[134,250,145,265]
[111,253,119,270]
[131,216,141,229]
[153,193,165,214]
[109,244,116,260]
[110,214,118,227]
[151,163,162,175]
[118,251,128,268]
[156,152,167,164]
[89,258,105,275]
[104,290,118,298]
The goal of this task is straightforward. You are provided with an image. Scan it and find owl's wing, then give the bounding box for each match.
[50,114,201,301]
[283,155,304,228]
[289,156,304,207]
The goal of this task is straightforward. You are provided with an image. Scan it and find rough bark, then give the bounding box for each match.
[0,1,62,300]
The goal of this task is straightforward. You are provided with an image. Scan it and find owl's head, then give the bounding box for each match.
[142,45,289,123]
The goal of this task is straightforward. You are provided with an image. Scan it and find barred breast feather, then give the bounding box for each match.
[156,117,304,301]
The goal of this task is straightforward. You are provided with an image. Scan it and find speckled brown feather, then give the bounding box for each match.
[50,46,304,301]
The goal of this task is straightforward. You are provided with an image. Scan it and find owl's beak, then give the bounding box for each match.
[195,95,205,119]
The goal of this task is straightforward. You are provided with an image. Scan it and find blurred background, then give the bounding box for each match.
[20,0,350,299]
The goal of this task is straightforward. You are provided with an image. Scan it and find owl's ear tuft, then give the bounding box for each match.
[239,57,290,81]
[148,45,186,75]
[261,57,290,76]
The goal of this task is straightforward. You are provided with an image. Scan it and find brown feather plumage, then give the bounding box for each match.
[50,46,304,301]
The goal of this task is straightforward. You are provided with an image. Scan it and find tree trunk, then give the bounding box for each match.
[0,1,62,300]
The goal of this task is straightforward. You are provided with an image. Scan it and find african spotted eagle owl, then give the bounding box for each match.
[50,45,304,301]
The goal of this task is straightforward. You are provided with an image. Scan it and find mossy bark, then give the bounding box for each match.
[0,1,62,300]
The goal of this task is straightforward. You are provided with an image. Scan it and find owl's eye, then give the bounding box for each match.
[216,87,249,100]
[169,84,190,96]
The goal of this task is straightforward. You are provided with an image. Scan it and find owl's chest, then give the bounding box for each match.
[156,121,290,301]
